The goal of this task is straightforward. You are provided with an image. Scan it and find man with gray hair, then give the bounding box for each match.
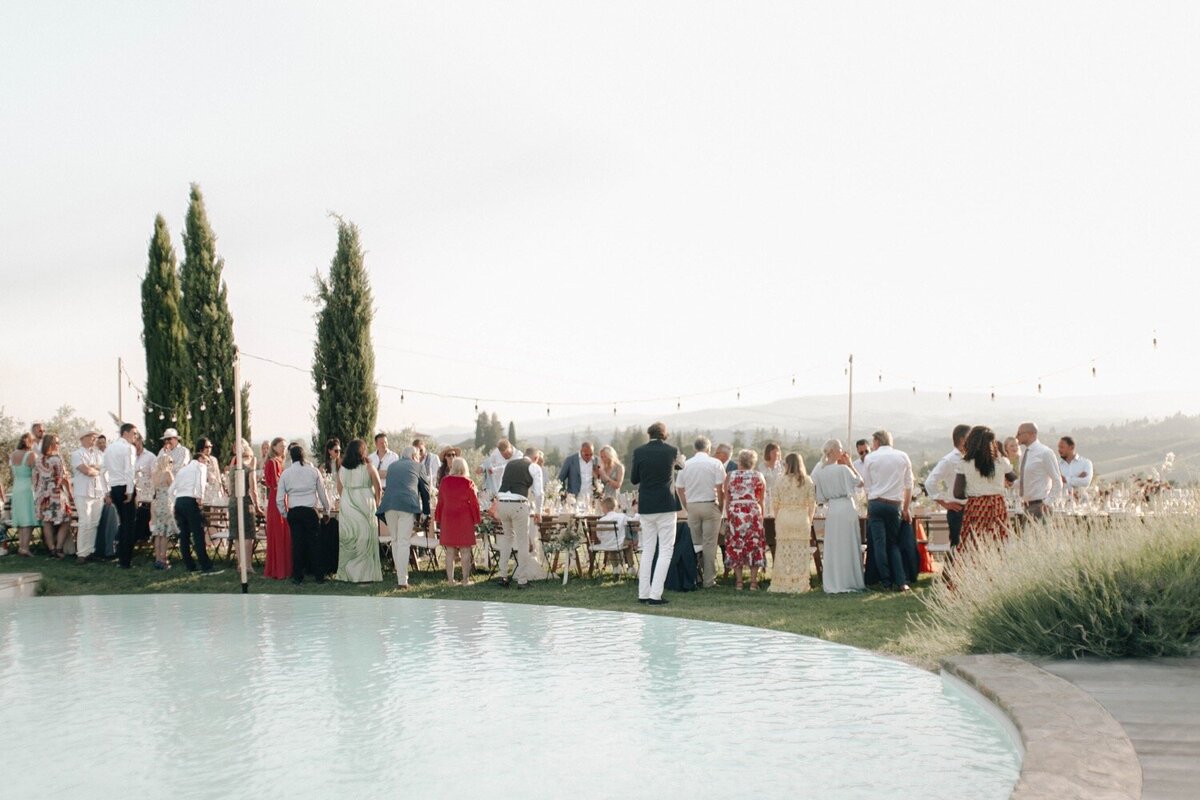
[377,446,430,589]
[861,429,915,591]
[714,442,734,473]
[676,436,727,587]
[477,438,515,499]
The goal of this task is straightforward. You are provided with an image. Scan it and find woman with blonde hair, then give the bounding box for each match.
[722,448,767,590]
[813,439,866,593]
[227,438,262,573]
[596,446,625,500]
[769,452,816,593]
[149,454,179,570]
[434,456,480,585]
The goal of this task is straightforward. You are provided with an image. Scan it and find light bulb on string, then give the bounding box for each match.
[400,390,405,403]
[320,380,327,391]
[1091,362,1097,378]
[791,376,795,387]
[948,389,953,401]
[990,389,996,402]
[171,413,177,422]
[185,411,192,421]
[676,399,681,412]
[474,400,479,413]
[216,384,223,394]
[546,405,551,417]
[1037,381,1043,394]
[200,401,207,412]
[911,384,916,395]
[878,371,882,383]
[158,412,165,421]
[1153,331,1158,349]
[612,403,617,417]
[736,388,741,402]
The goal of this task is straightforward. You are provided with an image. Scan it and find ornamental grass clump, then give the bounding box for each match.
[909,515,1200,659]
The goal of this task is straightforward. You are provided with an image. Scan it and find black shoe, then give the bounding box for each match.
[638,599,650,604]
[118,564,132,570]
[292,577,303,585]
[647,598,669,606]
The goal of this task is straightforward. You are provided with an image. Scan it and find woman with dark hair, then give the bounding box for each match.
[953,426,1017,544]
[263,436,292,579]
[276,443,331,584]
[335,439,382,582]
[9,433,38,556]
[435,446,459,489]
[322,438,342,476]
[768,452,816,593]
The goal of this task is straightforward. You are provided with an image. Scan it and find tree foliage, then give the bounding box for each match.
[179,183,250,459]
[312,217,378,448]
[140,214,190,443]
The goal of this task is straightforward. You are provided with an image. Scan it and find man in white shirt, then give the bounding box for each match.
[861,430,915,592]
[477,438,515,499]
[1015,422,1063,520]
[173,438,221,574]
[1057,436,1093,502]
[104,422,139,569]
[277,442,332,584]
[923,424,971,548]
[160,428,190,471]
[676,436,727,588]
[413,438,439,484]
[368,433,399,488]
[71,429,108,562]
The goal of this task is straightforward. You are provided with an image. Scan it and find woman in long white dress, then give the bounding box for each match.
[813,439,866,593]
[336,439,383,582]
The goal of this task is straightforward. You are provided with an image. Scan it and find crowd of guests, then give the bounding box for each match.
[3,415,1097,599]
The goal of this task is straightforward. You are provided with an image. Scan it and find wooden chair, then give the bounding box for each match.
[810,518,825,579]
[587,519,632,577]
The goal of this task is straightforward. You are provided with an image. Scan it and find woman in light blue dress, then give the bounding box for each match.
[8,433,38,556]
[813,439,866,594]
[335,439,383,582]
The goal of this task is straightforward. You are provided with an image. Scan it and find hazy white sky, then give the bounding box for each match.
[2,2,1198,439]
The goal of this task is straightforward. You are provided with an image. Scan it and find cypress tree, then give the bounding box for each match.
[179,183,249,459]
[140,214,190,443]
[313,217,378,448]
[507,420,517,448]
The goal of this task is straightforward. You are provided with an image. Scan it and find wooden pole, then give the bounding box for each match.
[233,348,248,594]
[847,353,854,445]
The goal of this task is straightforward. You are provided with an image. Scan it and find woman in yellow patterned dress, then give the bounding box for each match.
[768,453,816,593]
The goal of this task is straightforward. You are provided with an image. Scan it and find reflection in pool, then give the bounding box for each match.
[0,595,1018,798]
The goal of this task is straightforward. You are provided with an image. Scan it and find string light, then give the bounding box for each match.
[400,390,405,403]
[171,413,177,422]
[791,376,795,387]
[474,400,479,413]
[878,371,882,383]
[990,389,996,402]
[158,411,165,421]
[1037,381,1043,394]
[612,403,617,416]
[320,380,327,391]
[911,384,916,395]
[676,399,681,411]
[948,389,953,401]
[1091,362,1097,378]
[185,411,192,421]
[546,405,551,417]
[200,401,207,412]
[1153,331,1158,349]
[736,388,741,401]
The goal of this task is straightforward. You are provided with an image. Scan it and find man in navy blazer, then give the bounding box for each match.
[557,442,596,497]
[631,422,680,605]
[377,446,430,589]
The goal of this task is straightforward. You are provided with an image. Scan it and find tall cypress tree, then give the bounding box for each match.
[313,217,377,448]
[140,214,190,443]
[179,183,249,459]
[507,420,517,447]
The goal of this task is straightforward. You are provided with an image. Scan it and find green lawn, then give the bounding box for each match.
[1,551,942,666]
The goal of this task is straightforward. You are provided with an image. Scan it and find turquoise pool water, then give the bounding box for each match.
[0,595,1018,798]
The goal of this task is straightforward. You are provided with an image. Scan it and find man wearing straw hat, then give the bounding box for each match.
[70,429,107,562]
[160,427,191,471]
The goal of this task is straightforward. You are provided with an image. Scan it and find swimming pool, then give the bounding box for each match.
[0,595,1018,798]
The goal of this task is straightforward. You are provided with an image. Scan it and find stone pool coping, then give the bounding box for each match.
[943,654,1141,800]
[0,571,41,599]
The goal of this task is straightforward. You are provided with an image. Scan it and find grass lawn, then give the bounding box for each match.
[1,551,942,666]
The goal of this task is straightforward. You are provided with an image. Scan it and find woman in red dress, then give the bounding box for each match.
[434,457,480,586]
[723,448,767,590]
[263,437,293,579]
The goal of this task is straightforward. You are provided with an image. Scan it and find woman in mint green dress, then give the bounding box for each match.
[9,433,38,556]
[335,439,383,582]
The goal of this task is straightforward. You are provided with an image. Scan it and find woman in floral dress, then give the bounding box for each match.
[722,448,767,590]
[149,453,178,569]
[35,434,72,558]
[769,453,816,593]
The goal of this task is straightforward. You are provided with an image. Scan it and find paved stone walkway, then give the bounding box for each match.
[1039,658,1200,800]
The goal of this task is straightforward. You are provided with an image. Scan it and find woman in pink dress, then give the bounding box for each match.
[722,448,767,590]
[263,437,292,579]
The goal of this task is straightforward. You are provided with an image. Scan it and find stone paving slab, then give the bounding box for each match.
[0,571,42,599]
[943,654,1141,800]
[1039,658,1200,800]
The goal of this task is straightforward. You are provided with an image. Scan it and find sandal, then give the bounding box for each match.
[749,583,760,591]
[735,581,744,591]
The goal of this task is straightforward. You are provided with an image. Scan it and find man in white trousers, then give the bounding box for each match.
[71,429,108,562]
[631,422,680,605]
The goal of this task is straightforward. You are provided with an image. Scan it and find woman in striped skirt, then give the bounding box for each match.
[953,426,1017,546]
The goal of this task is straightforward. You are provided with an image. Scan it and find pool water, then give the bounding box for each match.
[0,595,1018,798]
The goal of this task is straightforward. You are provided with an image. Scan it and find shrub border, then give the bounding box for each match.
[943,654,1141,799]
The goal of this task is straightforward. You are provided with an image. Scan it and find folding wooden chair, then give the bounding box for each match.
[587,519,630,577]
